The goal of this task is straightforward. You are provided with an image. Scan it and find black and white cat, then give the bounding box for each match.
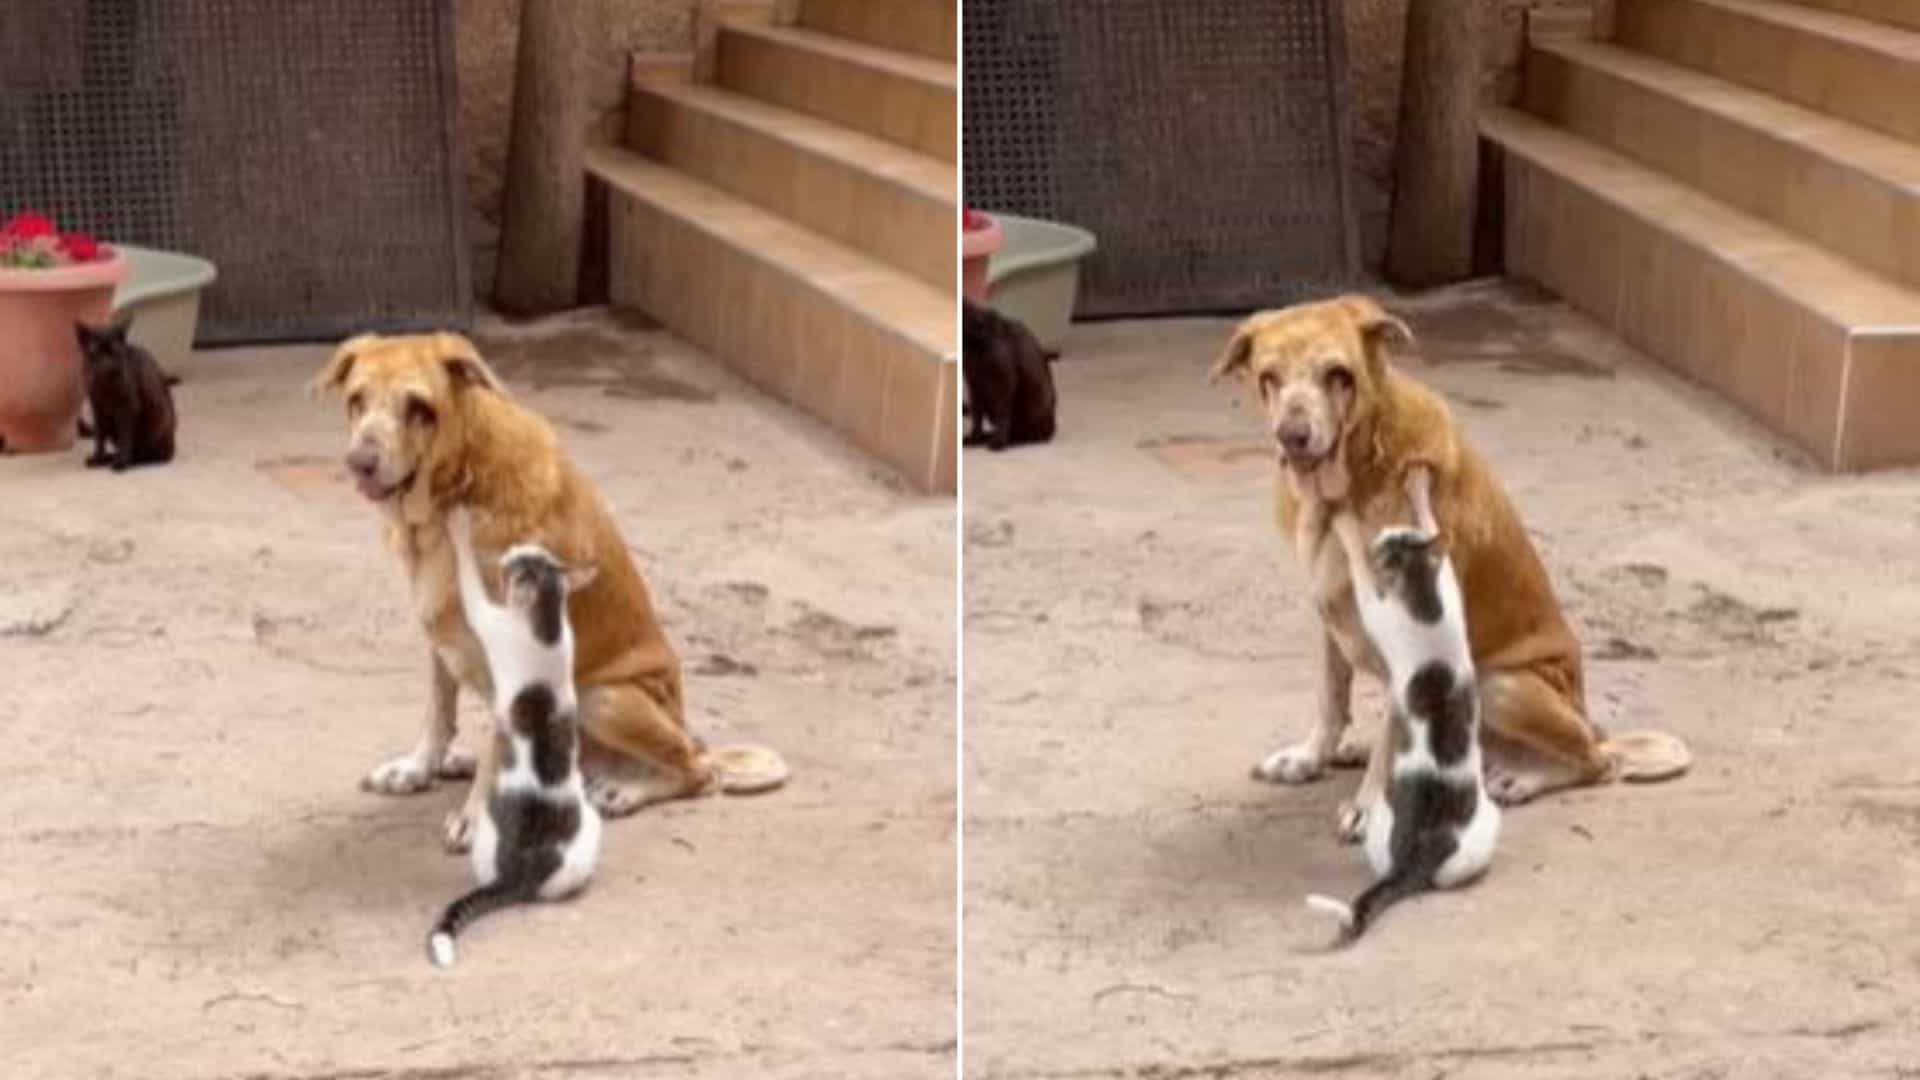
[428,505,602,967]
[1305,489,1499,942]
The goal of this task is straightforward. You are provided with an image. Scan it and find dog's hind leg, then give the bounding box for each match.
[579,681,715,816]
[1478,668,1613,805]
[1253,631,1354,785]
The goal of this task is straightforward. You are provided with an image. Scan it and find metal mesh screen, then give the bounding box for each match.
[964,0,1359,316]
[0,0,470,344]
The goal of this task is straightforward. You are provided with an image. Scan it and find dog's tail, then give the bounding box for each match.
[427,878,533,967]
[709,744,790,795]
[1600,729,1691,783]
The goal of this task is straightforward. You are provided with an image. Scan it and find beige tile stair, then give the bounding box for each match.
[1525,39,1920,290]
[1782,0,1920,33]
[1614,0,1920,144]
[626,82,955,292]
[715,22,954,161]
[588,145,956,492]
[1482,106,1920,471]
[798,0,953,61]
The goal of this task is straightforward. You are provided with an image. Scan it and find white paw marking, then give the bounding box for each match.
[1486,767,1547,806]
[442,809,476,853]
[1336,800,1368,844]
[434,749,476,780]
[361,753,435,795]
[1252,744,1327,784]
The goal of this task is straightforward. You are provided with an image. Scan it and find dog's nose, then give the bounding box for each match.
[345,444,380,478]
[1276,426,1312,457]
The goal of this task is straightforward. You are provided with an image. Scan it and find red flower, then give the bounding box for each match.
[3,211,55,240]
[59,232,99,261]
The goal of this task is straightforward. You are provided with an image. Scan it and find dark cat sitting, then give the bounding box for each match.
[76,321,176,471]
[962,300,1057,451]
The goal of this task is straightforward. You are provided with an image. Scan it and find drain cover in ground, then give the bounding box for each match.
[257,455,352,500]
[1139,434,1272,481]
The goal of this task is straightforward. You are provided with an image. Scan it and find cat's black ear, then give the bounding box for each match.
[434,333,505,395]
[74,322,96,349]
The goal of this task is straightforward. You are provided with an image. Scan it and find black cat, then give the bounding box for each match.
[76,321,177,471]
[962,300,1057,451]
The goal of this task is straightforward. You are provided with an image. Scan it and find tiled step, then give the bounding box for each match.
[626,82,955,292]
[1525,39,1920,291]
[715,22,954,162]
[1482,107,1920,471]
[1782,0,1920,34]
[798,0,954,61]
[586,145,955,492]
[1614,0,1920,145]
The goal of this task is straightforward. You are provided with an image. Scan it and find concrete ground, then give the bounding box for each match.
[0,311,956,1079]
[963,281,1920,1078]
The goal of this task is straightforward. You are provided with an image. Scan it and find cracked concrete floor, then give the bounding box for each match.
[962,281,1920,1079]
[0,311,956,1079]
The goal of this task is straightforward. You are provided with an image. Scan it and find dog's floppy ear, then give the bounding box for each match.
[1336,295,1414,381]
[1209,313,1268,385]
[309,333,380,399]
[433,332,506,395]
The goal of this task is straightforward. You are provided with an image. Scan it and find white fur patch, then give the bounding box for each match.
[429,932,456,968]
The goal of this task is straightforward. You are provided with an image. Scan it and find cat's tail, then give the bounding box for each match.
[427,879,531,967]
[1305,863,1432,944]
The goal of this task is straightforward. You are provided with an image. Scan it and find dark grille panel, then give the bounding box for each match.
[0,0,470,344]
[964,0,1358,316]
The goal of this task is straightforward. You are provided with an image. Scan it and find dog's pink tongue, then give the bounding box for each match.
[354,473,389,500]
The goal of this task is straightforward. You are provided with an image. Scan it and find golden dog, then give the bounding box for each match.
[311,332,786,851]
[1211,295,1687,840]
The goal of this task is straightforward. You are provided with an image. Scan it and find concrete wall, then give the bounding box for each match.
[453,0,695,291]
[1340,0,1590,265]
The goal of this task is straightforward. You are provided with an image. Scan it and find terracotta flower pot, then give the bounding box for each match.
[962,211,1003,304]
[0,249,127,452]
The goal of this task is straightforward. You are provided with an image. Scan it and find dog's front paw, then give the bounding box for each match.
[442,809,476,853]
[1328,736,1371,769]
[360,753,436,795]
[1252,744,1327,784]
[434,749,476,780]
[1335,800,1369,843]
[1486,766,1548,806]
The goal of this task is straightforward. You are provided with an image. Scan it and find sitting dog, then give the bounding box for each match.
[962,300,1057,450]
[310,332,787,852]
[1211,294,1688,841]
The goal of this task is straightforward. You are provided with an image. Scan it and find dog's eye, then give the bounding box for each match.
[406,397,437,426]
[1325,367,1355,394]
[1256,372,1279,398]
[346,391,365,416]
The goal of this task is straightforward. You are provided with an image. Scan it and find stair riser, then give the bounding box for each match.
[799,0,954,61]
[1787,0,1920,34]
[1498,147,1920,471]
[607,189,957,492]
[1525,48,1920,291]
[716,28,954,160]
[1616,0,1920,145]
[628,92,954,292]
